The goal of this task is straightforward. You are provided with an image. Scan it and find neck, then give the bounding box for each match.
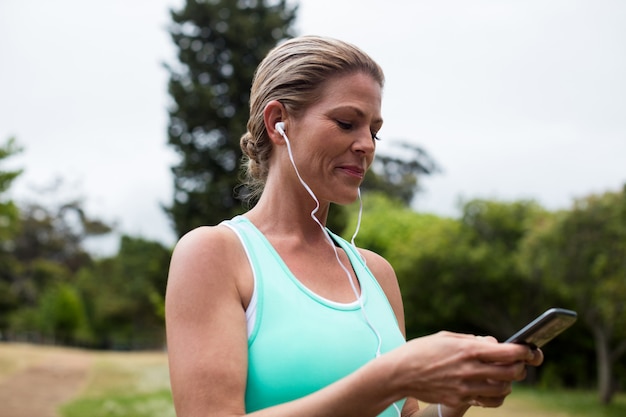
[245,181,331,242]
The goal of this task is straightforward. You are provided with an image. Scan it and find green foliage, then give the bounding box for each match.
[0,171,171,349]
[3,194,112,339]
[456,199,556,337]
[165,0,297,235]
[7,307,39,337]
[0,141,169,349]
[7,261,91,345]
[347,193,610,392]
[519,186,626,403]
[0,137,22,330]
[14,198,110,274]
[38,283,90,344]
[346,193,462,335]
[76,236,171,349]
[0,137,22,196]
[351,194,553,339]
[521,187,626,326]
[462,199,545,251]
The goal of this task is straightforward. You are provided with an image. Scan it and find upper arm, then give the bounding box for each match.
[358,248,406,338]
[165,226,250,417]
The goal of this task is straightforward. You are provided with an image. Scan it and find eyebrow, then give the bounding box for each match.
[334,105,384,126]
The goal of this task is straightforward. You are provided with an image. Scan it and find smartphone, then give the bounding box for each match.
[504,308,577,348]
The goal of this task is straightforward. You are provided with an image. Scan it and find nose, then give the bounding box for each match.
[352,128,376,156]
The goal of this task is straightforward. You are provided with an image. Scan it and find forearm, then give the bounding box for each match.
[248,354,405,417]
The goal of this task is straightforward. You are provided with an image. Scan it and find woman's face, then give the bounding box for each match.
[285,71,383,205]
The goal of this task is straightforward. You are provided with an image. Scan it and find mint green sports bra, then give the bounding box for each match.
[222,216,406,415]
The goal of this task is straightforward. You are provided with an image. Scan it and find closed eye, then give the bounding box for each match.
[337,120,381,141]
[337,120,352,131]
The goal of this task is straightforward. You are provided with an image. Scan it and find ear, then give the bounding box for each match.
[263,100,288,145]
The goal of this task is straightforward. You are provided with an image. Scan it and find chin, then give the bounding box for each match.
[332,191,361,206]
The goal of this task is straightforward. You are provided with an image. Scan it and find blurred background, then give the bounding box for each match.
[0,0,624,415]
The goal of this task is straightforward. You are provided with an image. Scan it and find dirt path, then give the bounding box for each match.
[0,344,92,417]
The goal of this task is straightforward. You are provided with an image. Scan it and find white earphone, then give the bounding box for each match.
[272,116,396,413]
[273,117,383,354]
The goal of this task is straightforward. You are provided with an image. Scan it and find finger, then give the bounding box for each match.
[463,379,513,408]
[469,395,507,408]
[481,378,513,396]
[441,331,484,340]
[470,361,527,382]
[474,335,499,344]
[459,378,512,402]
[526,348,544,366]
[475,342,534,363]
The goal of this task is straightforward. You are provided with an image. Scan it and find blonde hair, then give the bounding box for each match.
[239,35,384,201]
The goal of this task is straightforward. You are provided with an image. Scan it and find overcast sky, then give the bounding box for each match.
[1,0,625,254]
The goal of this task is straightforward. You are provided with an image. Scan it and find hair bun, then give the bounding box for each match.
[240,131,258,161]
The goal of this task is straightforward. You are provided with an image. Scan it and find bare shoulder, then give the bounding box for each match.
[357,248,397,287]
[166,224,251,310]
[357,248,406,334]
[170,224,242,270]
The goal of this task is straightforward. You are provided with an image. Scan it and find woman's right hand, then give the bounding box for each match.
[389,331,537,409]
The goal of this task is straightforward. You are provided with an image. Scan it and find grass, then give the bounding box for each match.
[60,350,176,417]
[2,342,624,417]
[508,386,626,417]
[462,386,626,417]
[64,355,626,417]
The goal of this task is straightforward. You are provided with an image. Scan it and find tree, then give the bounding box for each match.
[8,195,111,307]
[349,196,552,340]
[343,193,463,337]
[37,282,89,345]
[0,137,22,334]
[2,181,112,341]
[76,235,171,349]
[457,199,555,337]
[519,186,626,404]
[164,1,446,237]
[0,137,22,204]
[165,0,297,236]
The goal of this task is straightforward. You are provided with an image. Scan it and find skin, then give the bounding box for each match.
[165,72,544,417]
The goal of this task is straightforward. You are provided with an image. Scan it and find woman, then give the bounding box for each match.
[165,35,543,417]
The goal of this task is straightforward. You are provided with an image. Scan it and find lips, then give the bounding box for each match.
[337,165,365,179]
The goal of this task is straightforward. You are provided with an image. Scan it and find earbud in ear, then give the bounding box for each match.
[275,122,285,135]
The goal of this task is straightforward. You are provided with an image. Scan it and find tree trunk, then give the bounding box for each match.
[591,326,614,404]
